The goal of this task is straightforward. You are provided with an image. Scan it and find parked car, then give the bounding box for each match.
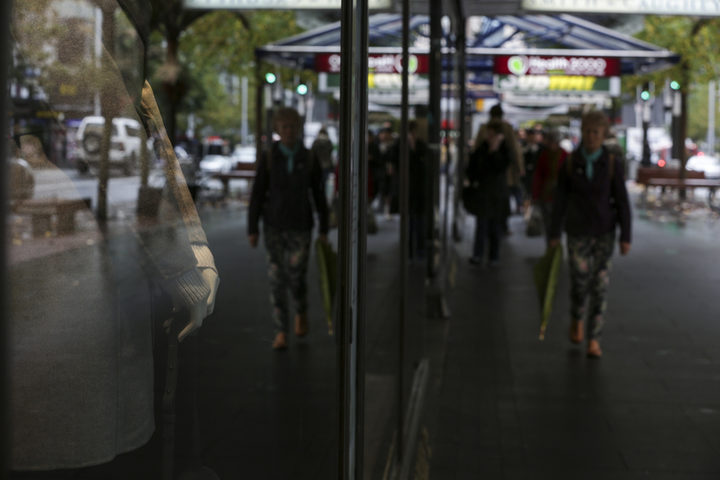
[199,154,233,176]
[686,154,720,179]
[232,145,256,165]
[76,116,143,175]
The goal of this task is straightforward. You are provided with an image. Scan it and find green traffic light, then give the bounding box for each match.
[296,83,308,95]
[265,72,277,84]
[640,90,651,101]
[670,80,680,90]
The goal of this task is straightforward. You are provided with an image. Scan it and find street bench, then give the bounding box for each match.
[635,167,706,203]
[213,163,256,198]
[635,167,706,185]
[645,178,720,212]
[13,198,91,237]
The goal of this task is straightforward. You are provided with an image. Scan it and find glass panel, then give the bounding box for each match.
[8,3,341,478]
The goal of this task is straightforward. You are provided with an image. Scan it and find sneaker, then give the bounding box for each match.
[272,332,288,350]
[586,339,602,358]
[294,313,308,337]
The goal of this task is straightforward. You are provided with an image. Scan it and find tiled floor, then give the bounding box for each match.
[424,203,720,479]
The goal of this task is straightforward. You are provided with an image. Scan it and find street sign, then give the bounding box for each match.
[315,53,429,74]
[522,0,720,16]
[185,0,392,9]
[495,75,620,96]
[494,55,620,77]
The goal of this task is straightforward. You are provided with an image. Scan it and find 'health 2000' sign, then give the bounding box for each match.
[494,55,620,77]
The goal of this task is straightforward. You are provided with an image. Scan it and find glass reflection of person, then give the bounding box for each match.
[248,107,329,350]
[9,0,219,472]
[548,110,632,358]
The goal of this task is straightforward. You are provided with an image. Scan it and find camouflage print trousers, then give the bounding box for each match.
[264,227,312,334]
[567,233,615,340]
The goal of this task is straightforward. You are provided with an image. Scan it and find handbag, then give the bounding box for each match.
[461,183,480,216]
[525,204,543,237]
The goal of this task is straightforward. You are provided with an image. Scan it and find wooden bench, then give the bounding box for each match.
[13,198,91,237]
[635,167,706,186]
[645,178,720,211]
[213,163,256,198]
[635,167,708,204]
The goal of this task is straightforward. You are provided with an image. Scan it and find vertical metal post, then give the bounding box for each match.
[338,0,368,475]
[707,80,716,155]
[241,76,249,144]
[641,82,651,166]
[397,0,410,465]
[1,1,10,476]
[427,0,442,280]
[254,60,264,163]
[455,17,467,239]
[441,51,451,258]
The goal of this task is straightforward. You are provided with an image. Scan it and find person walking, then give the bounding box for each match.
[248,107,329,350]
[549,110,632,358]
[531,128,568,239]
[467,120,512,267]
[474,104,524,233]
[311,126,335,188]
[389,120,428,258]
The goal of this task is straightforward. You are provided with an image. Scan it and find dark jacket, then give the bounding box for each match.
[550,146,632,243]
[248,142,329,236]
[389,138,428,215]
[466,140,511,219]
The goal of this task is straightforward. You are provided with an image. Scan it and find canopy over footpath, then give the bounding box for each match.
[255,13,679,104]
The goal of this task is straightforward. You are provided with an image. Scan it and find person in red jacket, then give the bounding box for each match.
[531,128,568,239]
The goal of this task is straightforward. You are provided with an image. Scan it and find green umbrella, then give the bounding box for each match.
[533,244,563,340]
[315,239,337,335]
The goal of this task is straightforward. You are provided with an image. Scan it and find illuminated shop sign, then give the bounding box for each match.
[495,75,614,93]
[315,53,429,74]
[522,0,720,16]
[185,0,392,9]
[494,55,620,77]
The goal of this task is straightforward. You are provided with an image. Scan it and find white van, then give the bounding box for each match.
[76,116,143,175]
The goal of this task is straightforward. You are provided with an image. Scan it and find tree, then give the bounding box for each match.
[177,10,304,141]
[633,16,720,181]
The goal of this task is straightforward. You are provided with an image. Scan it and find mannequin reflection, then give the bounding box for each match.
[8,0,219,475]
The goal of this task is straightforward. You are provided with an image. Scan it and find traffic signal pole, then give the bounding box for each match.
[641,82,652,166]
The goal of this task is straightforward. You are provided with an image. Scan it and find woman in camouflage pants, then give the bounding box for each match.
[248,108,329,350]
[549,111,632,358]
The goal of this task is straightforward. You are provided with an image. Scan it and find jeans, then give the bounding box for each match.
[473,216,501,262]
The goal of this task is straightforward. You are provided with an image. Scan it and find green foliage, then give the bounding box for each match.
[146,9,305,141]
[687,84,720,145]
[631,16,720,90]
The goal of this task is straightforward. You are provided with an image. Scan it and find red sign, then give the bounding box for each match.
[494,55,620,77]
[315,53,429,74]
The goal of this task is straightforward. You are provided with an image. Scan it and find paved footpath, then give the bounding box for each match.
[424,197,720,479]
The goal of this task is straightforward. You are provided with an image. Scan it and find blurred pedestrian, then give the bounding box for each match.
[467,119,512,267]
[531,128,567,239]
[549,110,632,358]
[474,104,524,233]
[367,129,384,211]
[389,120,428,258]
[522,126,544,208]
[248,107,330,350]
[311,126,335,188]
[377,125,398,217]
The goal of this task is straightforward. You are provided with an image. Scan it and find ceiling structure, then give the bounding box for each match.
[256,12,679,75]
[255,4,679,117]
